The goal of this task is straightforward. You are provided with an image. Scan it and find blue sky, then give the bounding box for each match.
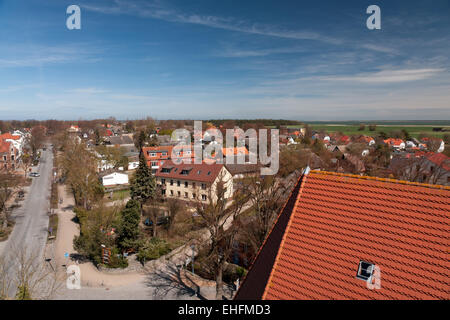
[0,0,449,120]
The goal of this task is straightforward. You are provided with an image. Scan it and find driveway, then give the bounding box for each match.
[0,145,53,297]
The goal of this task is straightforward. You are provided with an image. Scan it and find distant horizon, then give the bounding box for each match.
[1,117,450,125]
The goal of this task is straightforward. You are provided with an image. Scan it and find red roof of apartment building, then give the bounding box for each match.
[155,162,225,183]
[236,171,449,300]
[0,139,11,153]
[0,133,20,141]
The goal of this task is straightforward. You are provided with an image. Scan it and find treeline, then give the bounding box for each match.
[207,119,303,128]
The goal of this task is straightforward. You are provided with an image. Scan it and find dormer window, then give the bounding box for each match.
[356,260,375,282]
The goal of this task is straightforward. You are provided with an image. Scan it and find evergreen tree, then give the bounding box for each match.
[130,153,156,205]
[117,199,141,250]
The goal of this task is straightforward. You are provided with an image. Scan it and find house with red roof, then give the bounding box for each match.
[155,162,233,203]
[235,170,449,300]
[0,139,19,171]
[67,125,80,133]
[384,138,406,150]
[143,145,195,173]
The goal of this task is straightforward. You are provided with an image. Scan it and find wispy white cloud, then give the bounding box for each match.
[67,88,109,94]
[215,46,308,58]
[321,68,445,83]
[0,44,103,68]
[81,0,342,44]
[360,44,399,55]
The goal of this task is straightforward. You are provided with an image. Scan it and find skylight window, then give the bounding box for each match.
[356,260,375,282]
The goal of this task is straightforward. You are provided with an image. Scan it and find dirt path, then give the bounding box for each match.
[54,184,146,288]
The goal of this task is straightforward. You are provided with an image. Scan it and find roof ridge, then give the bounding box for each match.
[309,170,450,191]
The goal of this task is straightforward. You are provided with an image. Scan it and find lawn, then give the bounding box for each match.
[307,124,449,139]
[272,123,450,139]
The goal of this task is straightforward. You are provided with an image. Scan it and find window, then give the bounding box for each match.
[170,190,174,196]
[192,182,196,188]
[161,179,166,185]
[161,189,166,195]
[207,171,211,176]
[201,183,207,190]
[150,152,156,157]
[177,191,181,197]
[356,260,375,282]
[170,180,174,186]
[184,192,188,198]
[201,194,207,201]
[184,181,188,188]
[162,167,172,173]
[192,193,196,199]
[151,162,158,167]
[162,152,167,156]
[177,180,181,187]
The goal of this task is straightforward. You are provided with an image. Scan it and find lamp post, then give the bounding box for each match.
[190,244,195,275]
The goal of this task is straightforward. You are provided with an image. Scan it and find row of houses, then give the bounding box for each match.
[0,130,28,171]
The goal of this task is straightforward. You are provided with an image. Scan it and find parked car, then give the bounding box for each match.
[29,172,40,177]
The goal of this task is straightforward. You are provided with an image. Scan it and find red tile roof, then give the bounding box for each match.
[238,171,450,300]
[426,153,450,171]
[0,140,11,153]
[384,138,405,147]
[155,162,225,183]
[0,133,20,141]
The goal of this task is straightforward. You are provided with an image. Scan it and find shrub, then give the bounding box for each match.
[137,238,171,262]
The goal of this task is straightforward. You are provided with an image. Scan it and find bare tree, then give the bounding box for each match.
[191,172,247,300]
[0,172,20,230]
[0,247,63,300]
[59,139,103,209]
[166,198,184,236]
[390,156,448,185]
[29,126,46,158]
[241,175,288,253]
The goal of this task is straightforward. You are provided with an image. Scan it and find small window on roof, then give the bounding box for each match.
[207,171,211,175]
[356,260,375,282]
[197,170,201,174]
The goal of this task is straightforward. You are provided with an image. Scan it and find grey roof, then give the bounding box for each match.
[107,135,134,145]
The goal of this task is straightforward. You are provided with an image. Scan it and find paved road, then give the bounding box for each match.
[1,146,53,297]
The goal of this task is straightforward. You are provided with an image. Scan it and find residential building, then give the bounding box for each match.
[143,145,194,173]
[105,134,134,147]
[101,172,129,188]
[155,162,233,202]
[67,125,80,133]
[384,138,406,150]
[0,139,19,171]
[235,170,449,300]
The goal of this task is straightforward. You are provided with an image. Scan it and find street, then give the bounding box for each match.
[1,145,53,297]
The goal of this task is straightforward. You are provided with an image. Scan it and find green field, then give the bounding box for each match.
[305,124,449,139]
